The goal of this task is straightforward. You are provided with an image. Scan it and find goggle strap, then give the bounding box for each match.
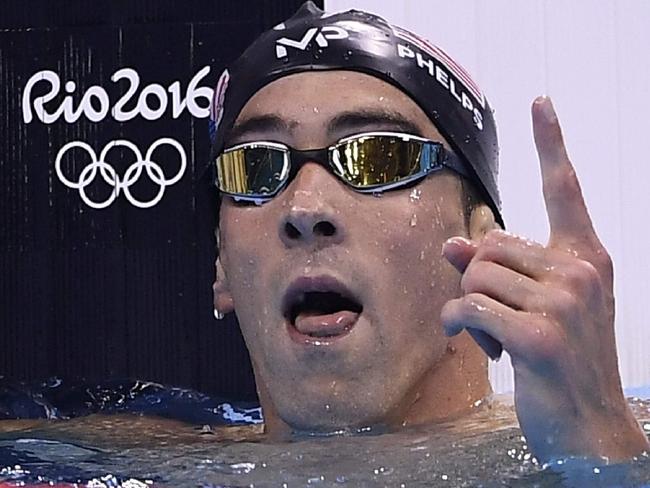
[441,149,472,180]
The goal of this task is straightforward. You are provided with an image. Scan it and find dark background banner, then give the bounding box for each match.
[0,0,321,401]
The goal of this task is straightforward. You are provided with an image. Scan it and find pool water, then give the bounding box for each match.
[0,383,648,487]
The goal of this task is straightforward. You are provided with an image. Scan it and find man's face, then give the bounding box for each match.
[218,71,471,432]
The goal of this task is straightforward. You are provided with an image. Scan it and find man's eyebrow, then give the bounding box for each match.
[227,115,294,143]
[327,110,424,137]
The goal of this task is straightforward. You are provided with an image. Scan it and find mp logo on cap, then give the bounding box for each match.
[275,26,348,58]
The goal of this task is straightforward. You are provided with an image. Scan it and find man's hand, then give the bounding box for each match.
[441,96,650,463]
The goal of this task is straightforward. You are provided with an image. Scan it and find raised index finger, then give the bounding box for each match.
[532,96,600,249]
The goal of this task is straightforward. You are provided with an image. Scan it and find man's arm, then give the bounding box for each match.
[441,96,650,463]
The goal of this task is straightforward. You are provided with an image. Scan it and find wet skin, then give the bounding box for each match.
[214,71,650,461]
[441,99,650,461]
[214,71,493,434]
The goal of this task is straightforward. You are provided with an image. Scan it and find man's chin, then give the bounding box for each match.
[277,404,386,436]
[266,381,394,435]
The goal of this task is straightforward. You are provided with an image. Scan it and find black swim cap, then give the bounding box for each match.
[209,1,502,226]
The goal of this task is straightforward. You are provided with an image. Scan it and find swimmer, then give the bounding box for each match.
[210,1,650,463]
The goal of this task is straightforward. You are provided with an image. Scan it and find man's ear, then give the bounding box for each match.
[468,203,500,241]
[213,256,235,316]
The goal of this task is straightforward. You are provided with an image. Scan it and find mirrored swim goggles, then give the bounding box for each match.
[214,131,471,203]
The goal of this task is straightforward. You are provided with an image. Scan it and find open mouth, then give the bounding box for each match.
[283,277,363,342]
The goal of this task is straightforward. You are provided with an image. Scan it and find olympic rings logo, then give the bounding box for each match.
[54,138,186,209]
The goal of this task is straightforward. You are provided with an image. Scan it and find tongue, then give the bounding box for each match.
[294,310,359,337]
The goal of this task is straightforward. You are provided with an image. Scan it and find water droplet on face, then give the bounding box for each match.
[419,250,425,261]
[410,214,418,227]
[373,192,383,198]
[313,106,319,113]
[474,303,488,312]
[378,96,385,102]
[409,188,421,202]
[383,257,390,264]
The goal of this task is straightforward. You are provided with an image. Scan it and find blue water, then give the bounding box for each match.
[0,379,648,487]
[0,378,262,425]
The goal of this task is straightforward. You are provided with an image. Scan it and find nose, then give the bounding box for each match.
[279,164,346,249]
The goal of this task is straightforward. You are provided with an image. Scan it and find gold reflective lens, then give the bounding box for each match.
[332,135,423,187]
[216,145,288,195]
